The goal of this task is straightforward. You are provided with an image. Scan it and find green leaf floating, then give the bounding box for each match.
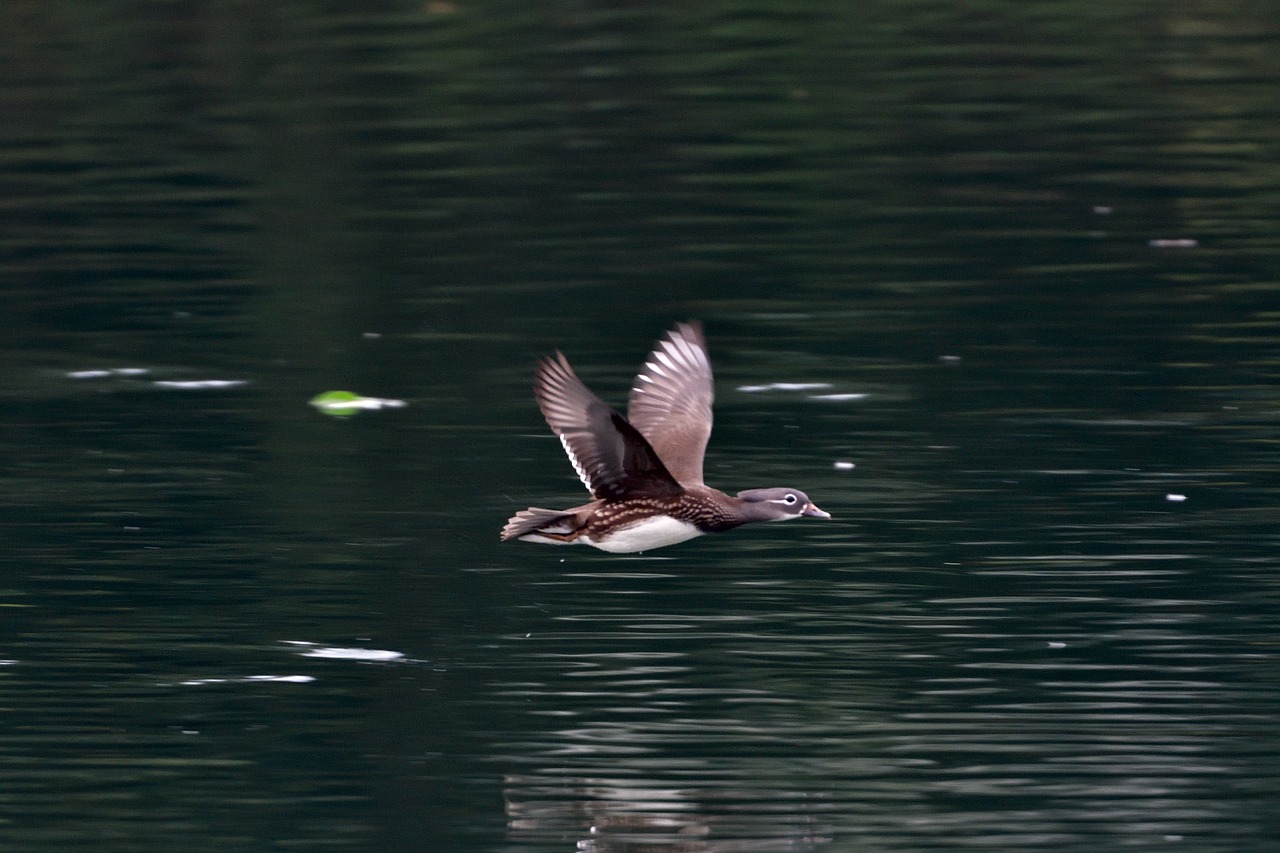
[309,390,407,417]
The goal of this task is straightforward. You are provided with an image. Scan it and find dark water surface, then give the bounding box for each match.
[3,2,1278,851]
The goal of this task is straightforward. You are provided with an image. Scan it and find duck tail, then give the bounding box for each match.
[500,507,579,542]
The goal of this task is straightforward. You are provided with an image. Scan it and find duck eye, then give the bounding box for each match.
[784,494,798,505]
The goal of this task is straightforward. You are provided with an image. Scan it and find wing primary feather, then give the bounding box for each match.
[533,347,682,500]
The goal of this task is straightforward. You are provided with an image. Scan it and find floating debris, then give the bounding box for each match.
[737,382,832,393]
[309,390,407,417]
[178,675,315,686]
[285,641,405,663]
[299,647,405,662]
[1149,238,1198,249]
[808,393,868,402]
[833,461,856,470]
[67,368,248,390]
[153,379,248,390]
[1166,493,1187,502]
[67,367,150,379]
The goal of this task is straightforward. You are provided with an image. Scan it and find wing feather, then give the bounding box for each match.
[535,351,682,500]
[626,322,714,487]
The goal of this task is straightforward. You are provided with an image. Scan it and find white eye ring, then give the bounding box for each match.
[783,494,798,505]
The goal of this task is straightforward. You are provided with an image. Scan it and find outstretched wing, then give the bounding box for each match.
[626,321,714,487]
[535,351,682,500]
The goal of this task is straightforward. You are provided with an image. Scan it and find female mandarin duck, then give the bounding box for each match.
[502,322,829,553]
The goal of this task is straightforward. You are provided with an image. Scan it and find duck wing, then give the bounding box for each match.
[626,321,714,487]
[535,351,683,500]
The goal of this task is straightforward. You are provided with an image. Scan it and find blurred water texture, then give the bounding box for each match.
[1,2,1278,851]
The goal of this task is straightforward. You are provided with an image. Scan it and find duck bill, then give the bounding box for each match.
[802,503,831,519]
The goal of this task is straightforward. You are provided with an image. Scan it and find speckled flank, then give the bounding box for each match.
[584,516,703,553]
[504,322,828,552]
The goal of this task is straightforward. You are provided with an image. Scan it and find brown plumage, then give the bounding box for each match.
[502,322,830,553]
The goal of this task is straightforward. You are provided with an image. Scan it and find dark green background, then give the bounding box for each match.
[2,2,1277,850]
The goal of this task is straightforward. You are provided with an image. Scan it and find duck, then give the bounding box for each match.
[501,321,829,553]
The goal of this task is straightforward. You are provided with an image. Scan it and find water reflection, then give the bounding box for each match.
[4,0,1280,850]
[506,774,831,851]
[479,532,1275,849]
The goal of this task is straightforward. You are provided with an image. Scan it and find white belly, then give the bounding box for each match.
[585,516,704,553]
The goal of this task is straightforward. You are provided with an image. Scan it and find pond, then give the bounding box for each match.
[2,2,1278,851]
